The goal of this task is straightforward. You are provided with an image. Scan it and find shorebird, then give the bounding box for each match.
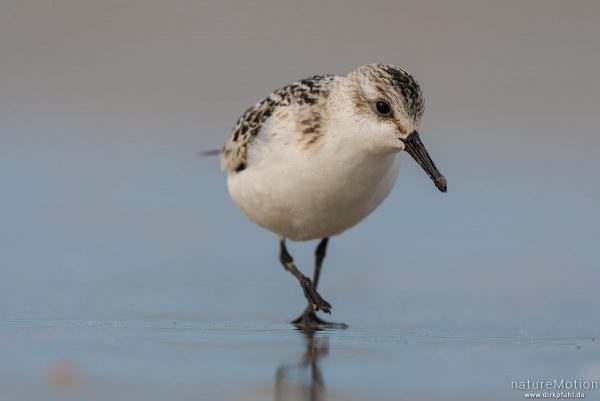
[212,64,447,329]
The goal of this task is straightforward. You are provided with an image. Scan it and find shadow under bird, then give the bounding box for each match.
[208,64,447,329]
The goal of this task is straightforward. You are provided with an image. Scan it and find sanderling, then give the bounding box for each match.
[212,64,447,329]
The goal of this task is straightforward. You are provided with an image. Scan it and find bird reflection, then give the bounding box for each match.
[275,328,329,401]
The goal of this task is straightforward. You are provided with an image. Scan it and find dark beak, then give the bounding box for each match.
[402,131,447,192]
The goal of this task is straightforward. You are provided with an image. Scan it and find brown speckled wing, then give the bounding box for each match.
[220,75,335,173]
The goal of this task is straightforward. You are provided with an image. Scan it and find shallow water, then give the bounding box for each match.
[1,137,599,399]
[1,147,599,400]
[2,318,598,401]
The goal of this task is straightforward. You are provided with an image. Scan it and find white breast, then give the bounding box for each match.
[226,126,401,241]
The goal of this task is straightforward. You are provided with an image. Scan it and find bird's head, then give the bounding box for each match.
[337,63,447,192]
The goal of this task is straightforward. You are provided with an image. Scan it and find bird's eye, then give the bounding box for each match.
[376,101,391,115]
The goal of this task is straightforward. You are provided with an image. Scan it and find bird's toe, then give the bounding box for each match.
[316,299,332,314]
[301,278,332,314]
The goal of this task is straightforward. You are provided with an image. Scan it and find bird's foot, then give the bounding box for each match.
[300,278,332,314]
[291,307,348,330]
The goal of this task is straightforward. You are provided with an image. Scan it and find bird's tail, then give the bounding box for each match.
[200,149,221,156]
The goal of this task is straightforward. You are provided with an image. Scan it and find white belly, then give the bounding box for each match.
[227,145,401,241]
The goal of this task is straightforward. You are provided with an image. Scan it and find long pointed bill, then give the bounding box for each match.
[403,131,447,192]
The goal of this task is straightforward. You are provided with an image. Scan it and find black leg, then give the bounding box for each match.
[290,238,348,330]
[312,237,329,288]
[279,238,331,314]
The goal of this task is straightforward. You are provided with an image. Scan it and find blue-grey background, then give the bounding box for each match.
[1,1,599,400]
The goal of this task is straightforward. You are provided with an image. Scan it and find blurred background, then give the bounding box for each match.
[1,1,599,400]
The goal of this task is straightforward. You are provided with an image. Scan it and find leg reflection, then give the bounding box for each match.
[275,329,329,401]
